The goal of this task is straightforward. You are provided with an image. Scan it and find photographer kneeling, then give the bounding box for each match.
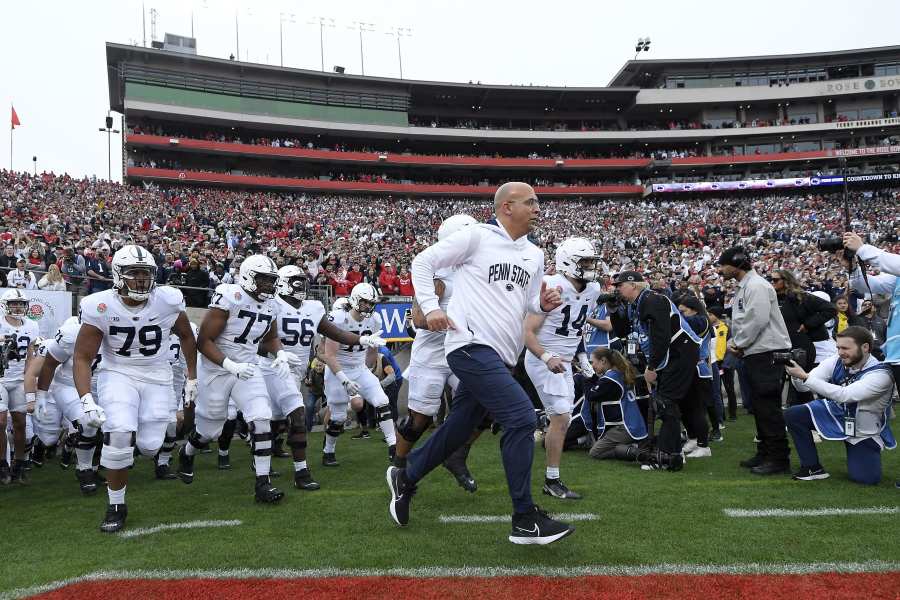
[583,348,648,461]
[784,326,895,485]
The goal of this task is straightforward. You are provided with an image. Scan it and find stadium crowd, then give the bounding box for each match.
[1,169,898,311]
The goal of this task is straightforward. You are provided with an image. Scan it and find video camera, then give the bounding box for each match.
[596,291,621,305]
[772,348,807,367]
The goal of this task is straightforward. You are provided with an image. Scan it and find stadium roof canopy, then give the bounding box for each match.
[608,45,900,87]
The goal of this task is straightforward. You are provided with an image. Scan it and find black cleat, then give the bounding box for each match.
[59,446,74,470]
[217,453,231,470]
[177,446,194,484]
[508,505,574,545]
[76,469,99,495]
[351,430,371,440]
[386,466,416,526]
[543,478,581,500]
[155,463,177,480]
[31,441,46,467]
[11,460,28,484]
[0,461,10,485]
[294,468,320,490]
[254,476,285,503]
[443,443,477,492]
[322,452,339,467]
[100,504,128,533]
[451,469,477,493]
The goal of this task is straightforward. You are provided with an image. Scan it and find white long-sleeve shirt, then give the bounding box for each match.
[412,221,545,366]
[850,243,900,364]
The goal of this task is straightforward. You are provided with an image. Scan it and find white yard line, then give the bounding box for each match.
[6,561,900,599]
[438,512,600,523]
[724,506,900,518]
[118,519,242,539]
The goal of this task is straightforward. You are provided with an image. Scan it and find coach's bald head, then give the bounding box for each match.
[494,182,538,240]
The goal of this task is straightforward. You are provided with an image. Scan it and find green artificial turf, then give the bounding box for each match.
[3,414,899,593]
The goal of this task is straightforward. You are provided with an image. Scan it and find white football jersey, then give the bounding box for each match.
[0,316,40,382]
[274,296,326,369]
[168,323,198,372]
[409,268,454,370]
[202,283,278,371]
[535,274,602,360]
[327,307,382,370]
[79,286,184,384]
[44,319,102,390]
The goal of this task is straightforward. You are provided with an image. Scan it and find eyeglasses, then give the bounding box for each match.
[769,277,782,282]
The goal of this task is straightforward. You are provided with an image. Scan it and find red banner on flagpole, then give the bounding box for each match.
[11,106,21,129]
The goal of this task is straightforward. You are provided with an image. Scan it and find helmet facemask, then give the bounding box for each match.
[119,266,157,301]
[574,256,600,282]
[5,299,28,318]
[253,273,278,299]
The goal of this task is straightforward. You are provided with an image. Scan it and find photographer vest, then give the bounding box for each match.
[804,360,896,448]
[628,289,701,371]
[581,369,648,441]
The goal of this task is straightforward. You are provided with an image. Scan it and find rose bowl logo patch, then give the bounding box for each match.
[27,304,44,320]
[97,303,108,314]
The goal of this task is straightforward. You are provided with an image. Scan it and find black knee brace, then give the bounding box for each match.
[249,423,273,457]
[188,428,210,451]
[397,415,429,444]
[325,419,345,438]
[73,422,97,451]
[161,431,177,453]
[218,419,237,450]
[271,419,287,436]
[287,410,307,450]
[375,404,393,423]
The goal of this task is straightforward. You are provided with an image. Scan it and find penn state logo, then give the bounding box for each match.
[505,283,514,292]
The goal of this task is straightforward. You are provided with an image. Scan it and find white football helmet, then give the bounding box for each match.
[112,244,158,302]
[238,254,279,299]
[555,237,600,282]
[332,297,351,311]
[276,265,308,302]
[437,214,477,241]
[1,288,30,318]
[349,282,378,317]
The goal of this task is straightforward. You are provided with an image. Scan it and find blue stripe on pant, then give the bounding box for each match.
[784,404,882,485]
[405,344,537,514]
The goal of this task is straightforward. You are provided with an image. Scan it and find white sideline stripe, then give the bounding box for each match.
[118,519,242,539]
[6,562,900,600]
[724,507,900,518]
[439,513,599,523]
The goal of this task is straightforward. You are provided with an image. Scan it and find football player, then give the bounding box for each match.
[396,215,481,491]
[156,323,199,480]
[177,254,291,504]
[321,282,396,466]
[0,289,40,484]
[32,317,105,494]
[260,266,385,489]
[74,245,198,533]
[524,237,603,500]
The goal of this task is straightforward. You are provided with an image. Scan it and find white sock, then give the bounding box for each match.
[218,449,229,457]
[324,434,338,453]
[75,447,95,471]
[185,441,197,456]
[293,460,307,472]
[546,466,560,480]
[108,484,126,505]
[378,419,397,446]
[254,455,271,477]
[157,451,171,466]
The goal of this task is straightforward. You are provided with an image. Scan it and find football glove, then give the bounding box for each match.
[79,393,107,428]
[184,379,199,407]
[223,358,257,380]
[270,350,291,379]
[337,371,361,396]
[359,334,386,349]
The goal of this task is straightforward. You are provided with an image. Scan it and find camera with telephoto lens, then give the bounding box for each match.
[596,291,621,305]
[772,348,808,367]
[816,236,844,253]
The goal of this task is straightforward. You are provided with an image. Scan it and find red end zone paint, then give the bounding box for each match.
[28,573,900,600]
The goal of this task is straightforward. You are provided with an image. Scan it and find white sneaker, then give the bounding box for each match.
[682,439,699,454]
[812,431,823,444]
[686,446,712,458]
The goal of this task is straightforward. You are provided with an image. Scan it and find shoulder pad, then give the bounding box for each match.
[156,285,185,307]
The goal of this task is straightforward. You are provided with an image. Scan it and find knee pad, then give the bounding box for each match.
[187,428,211,450]
[376,404,393,423]
[194,415,223,443]
[74,422,99,450]
[101,432,136,470]
[325,419,345,438]
[397,414,430,444]
[35,424,61,447]
[287,410,307,449]
[249,420,273,457]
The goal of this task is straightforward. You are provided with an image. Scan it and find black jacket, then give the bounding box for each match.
[776,291,836,349]
[609,291,685,371]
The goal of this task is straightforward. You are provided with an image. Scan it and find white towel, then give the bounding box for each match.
[542,371,569,397]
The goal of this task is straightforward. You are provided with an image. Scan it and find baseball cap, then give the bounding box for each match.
[613,271,645,285]
[717,246,751,269]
